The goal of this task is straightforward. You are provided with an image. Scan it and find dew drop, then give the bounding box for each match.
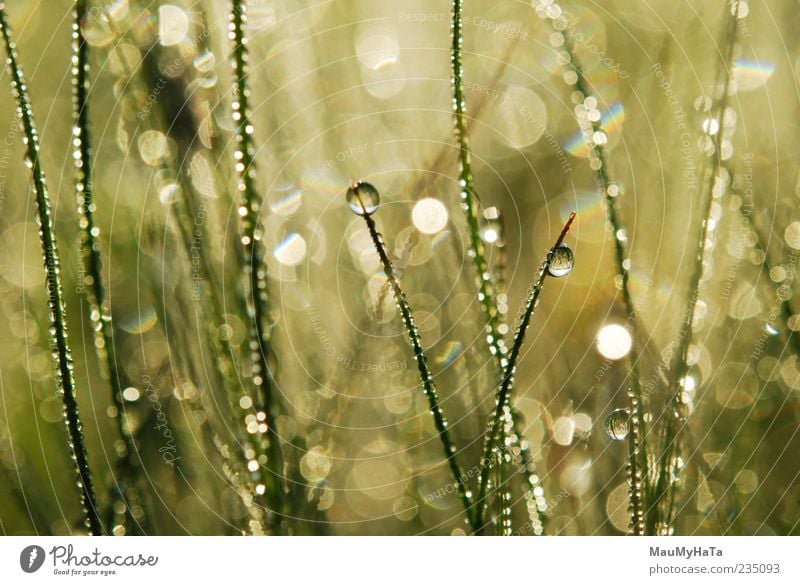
[480,207,504,246]
[605,408,630,441]
[657,522,674,536]
[346,181,380,216]
[547,243,574,277]
[480,219,502,244]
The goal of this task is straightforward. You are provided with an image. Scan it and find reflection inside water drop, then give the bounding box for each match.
[605,408,630,441]
[346,181,380,216]
[547,243,574,277]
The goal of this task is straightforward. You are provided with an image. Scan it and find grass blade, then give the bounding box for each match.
[474,212,576,532]
[0,3,101,535]
[536,0,650,533]
[72,0,146,534]
[350,183,478,531]
[650,0,741,534]
[451,0,548,534]
[450,0,505,362]
[229,0,286,529]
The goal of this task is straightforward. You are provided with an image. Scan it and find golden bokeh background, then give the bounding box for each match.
[0,0,797,535]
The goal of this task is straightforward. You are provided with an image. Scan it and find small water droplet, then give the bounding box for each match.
[346,181,380,216]
[547,243,574,277]
[480,207,504,246]
[656,522,674,536]
[605,408,630,441]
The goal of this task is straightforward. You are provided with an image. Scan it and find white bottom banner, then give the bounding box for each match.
[0,537,797,583]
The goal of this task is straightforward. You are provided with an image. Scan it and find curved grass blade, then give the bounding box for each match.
[450,0,505,362]
[353,188,478,531]
[229,0,286,529]
[0,4,102,535]
[474,212,576,532]
[451,0,547,534]
[565,40,647,534]
[72,0,147,534]
[533,0,650,532]
[651,0,741,534]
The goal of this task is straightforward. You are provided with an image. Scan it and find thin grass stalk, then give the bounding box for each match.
[513,411,547,535]
[487,213,512,536]
[451,0,546,534]
[538,8,650,533]
[495,414,513,536]
[482,213,539,535]
[450,0,505,363]
[72,0,144,533]
[0,4,102,535]
[229,0,285,528]
[650,0,741,534]
[490,216,547,535]
[474,213,576,532]
[354,192,478,531]
[567,52,647,535]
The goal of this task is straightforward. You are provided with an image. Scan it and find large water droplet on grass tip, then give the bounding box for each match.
[605,408,630,441]
[547,243,574,277]
[346,181,380,216]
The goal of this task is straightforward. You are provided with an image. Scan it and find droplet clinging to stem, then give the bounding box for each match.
[605,408,631,441]
[547,243,575,277]
[346,181,380,216]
